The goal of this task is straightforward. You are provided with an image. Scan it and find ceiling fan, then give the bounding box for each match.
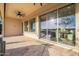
[4,3,25,18]
[15,11,25,17]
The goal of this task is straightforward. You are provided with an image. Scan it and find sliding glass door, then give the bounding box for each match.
[24,21,28,31]
[30,18,36,32]
[40,15,47,39]
[58,4,75,45]
[39,4,75,46]
[40,11,57,41]
[47,10,57,41]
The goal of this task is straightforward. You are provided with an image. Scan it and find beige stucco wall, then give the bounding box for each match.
[4,17,23,37]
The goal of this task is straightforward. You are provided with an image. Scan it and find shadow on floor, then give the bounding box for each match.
[5,44,49,56]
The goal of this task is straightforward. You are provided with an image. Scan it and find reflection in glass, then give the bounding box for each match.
[40,15,47,39]
[39,4,75,46]
[30,18,36,32]
[58,4,75,45]
[24,21,28,31]
[47,11,57,41]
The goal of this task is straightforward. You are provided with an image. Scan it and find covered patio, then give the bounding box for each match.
[0,3,79,56]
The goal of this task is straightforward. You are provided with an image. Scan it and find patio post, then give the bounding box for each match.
[36,16,40,38]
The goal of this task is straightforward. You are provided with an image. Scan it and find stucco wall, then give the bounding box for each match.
[4,17,23,36]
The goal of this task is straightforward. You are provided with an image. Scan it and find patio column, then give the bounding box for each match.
[76,4,79,48]
[36,16,40,38]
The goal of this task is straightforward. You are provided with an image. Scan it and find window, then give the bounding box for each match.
[39,4,75,46]
[40,15,47,39]
[30,18,36,32]
[40,11,57,41]
[24,21,28,31]
[0,16,2,35]
[47,10,57,41]
[58,4,75,45]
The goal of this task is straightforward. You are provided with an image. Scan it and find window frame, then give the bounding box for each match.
[39,4,76,46]
[24,21,28,32]
[57,4,75,46]
[30,18,36,32]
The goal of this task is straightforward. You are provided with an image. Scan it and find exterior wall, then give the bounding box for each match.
[4,17,23,37]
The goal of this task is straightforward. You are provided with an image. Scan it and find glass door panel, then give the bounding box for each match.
[40,15,47,39]
[30,18,36,32]
[39,4,75,46]
[24,21,28,31]
[58,4,75,45]
[47,11,57,41]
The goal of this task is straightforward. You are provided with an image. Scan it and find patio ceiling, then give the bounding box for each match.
[5,3,61,20]
[4,3,68,20]
[5,3,47,19]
